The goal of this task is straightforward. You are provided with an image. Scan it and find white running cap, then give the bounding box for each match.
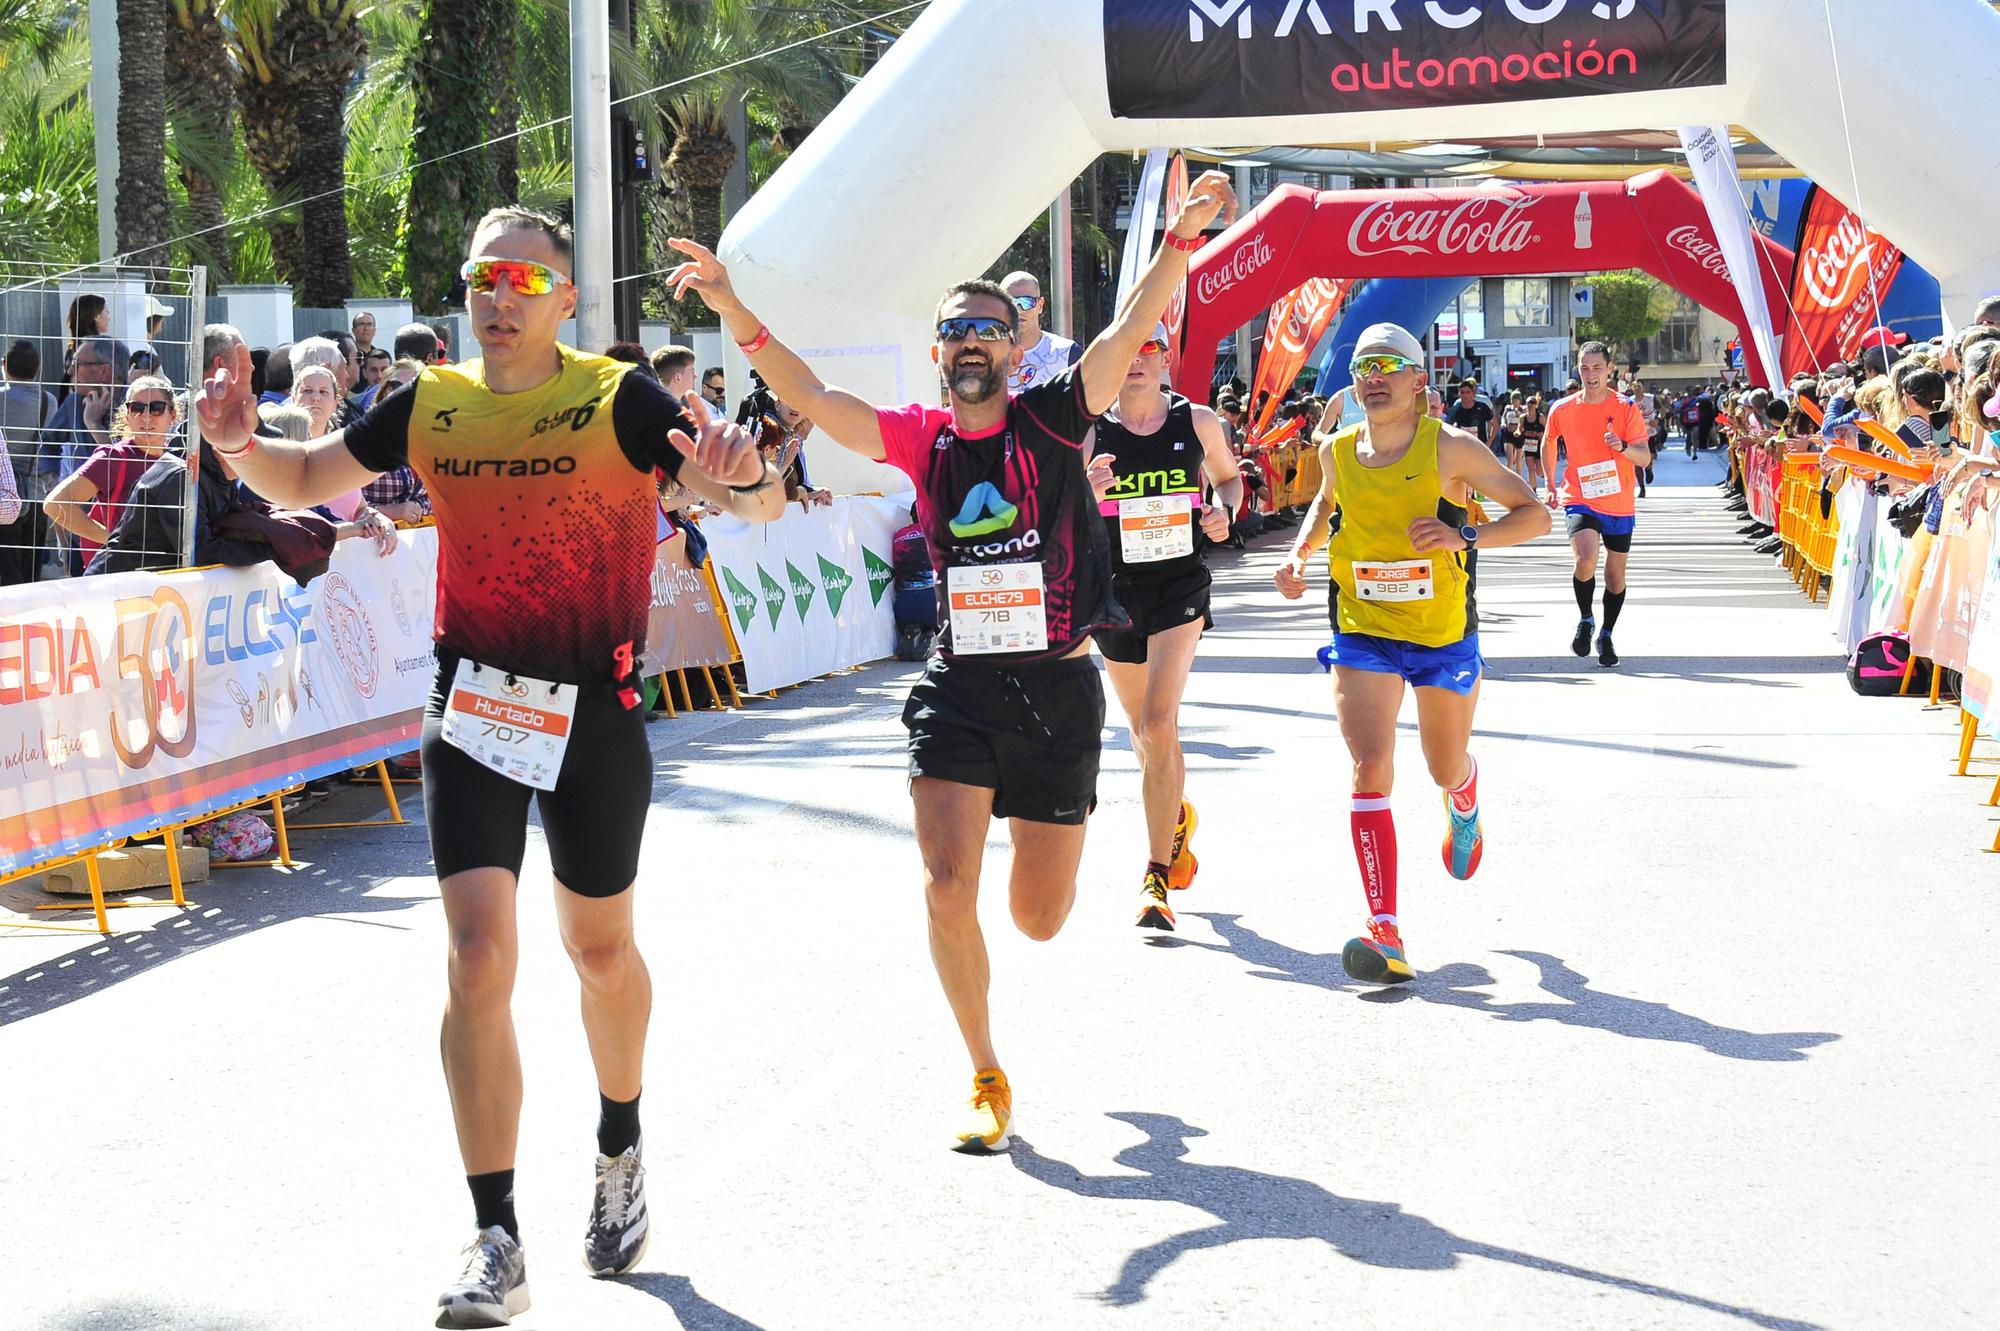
[1352,322,1425,364]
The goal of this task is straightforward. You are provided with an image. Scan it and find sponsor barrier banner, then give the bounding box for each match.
[1781,186,1906,379]
[639,530,735,676]
[1104,0,1728,121]
[701,496,904,694]
[0,530,439,876]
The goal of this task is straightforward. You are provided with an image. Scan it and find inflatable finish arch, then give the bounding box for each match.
[722,0,2000,486]
[1172,171,1794,396]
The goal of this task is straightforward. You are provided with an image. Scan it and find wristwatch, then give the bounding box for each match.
[1458,523,1480,547]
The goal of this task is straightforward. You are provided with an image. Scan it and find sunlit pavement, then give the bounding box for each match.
[5,447,1995,1330]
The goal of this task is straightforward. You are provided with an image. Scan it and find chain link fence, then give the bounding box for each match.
[0,263,206,586]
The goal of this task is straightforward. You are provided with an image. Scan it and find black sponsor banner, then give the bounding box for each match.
[1104,0,1728,120]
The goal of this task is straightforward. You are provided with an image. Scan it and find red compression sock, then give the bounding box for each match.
[1449,756,1479,815]
[1350,794,1397,919]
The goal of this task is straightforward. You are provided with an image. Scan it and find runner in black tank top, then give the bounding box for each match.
[1089,324,1243,932]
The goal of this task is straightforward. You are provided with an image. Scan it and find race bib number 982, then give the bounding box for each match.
[1351,561,1435,603]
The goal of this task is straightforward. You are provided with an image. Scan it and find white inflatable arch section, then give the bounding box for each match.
[723,0,2000,490]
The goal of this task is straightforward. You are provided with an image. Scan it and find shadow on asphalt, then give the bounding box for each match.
[1488,655,1845,683]
[0,846,433,1030]
[32,1301,263,1330]
[1393,719,1799,770]
[617,1273,768,1330]
[1166,913,1838,1063]
[1011,1112,1821,1329]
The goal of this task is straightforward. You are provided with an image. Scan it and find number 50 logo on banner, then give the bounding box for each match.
[109,586,198,769]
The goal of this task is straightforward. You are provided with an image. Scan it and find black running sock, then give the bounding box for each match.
[598,1091,642,1158]
[1573,577,1596,619]
[1602,589,1627,635]
[1146,860,1171,878]
[468,1169,518,1242]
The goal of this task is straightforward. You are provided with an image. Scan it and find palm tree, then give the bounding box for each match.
[225,0,365,305]
[115,0,174,272]
[403,0,513,310]
[166,0,235,283]
[0,8,95,267]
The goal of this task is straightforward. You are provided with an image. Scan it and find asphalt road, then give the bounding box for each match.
[4,449,1996,1331]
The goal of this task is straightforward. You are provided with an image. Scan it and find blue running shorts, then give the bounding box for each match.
[1327,632,1483,695]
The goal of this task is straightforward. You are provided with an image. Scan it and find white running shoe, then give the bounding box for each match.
[584,1141,651,1276]
[436,1225,529,1328]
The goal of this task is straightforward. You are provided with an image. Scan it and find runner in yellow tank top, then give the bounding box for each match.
[1279,324,1551,984]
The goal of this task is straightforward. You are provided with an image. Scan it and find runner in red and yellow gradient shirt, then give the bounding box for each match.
[197,207,784,1326]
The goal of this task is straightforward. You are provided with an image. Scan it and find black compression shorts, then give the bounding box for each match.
[1096,565,1213,665]
[420,652,652,896]
[902,654,1103,825]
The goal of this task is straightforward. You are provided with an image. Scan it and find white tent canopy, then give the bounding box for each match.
[722,0,2000,490]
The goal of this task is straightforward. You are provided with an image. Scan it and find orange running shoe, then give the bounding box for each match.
[1167,799,1199,890]
[953,1068,1013,1154]
[1340,917,1414,984]
[1136,866,1176,931]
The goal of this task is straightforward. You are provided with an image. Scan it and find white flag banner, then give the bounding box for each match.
[0,530,439,875]
[701,496,906,694]
[1116,149,1171,305]
[1678,125,1783,387]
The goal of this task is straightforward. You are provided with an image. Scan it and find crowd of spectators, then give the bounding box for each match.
[0,302,461,589]
[1720,301,2000,561]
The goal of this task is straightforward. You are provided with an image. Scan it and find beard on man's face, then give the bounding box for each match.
[946,351,1006,405]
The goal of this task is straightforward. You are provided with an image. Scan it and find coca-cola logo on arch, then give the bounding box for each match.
[1347,195,1544,261]
[1194,234,1276,304]
[1665,224,1733,280]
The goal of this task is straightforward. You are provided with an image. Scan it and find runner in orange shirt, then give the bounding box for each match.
[1543,341,1653,667]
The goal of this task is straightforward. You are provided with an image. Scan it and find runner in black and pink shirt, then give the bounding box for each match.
[663,169,1239,1157]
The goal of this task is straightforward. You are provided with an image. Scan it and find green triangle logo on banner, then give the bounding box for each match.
[720,565,757,632]
[757,564,787,629]
[785,559,818,623]
[863,548,894,606]
[817,555,853,618]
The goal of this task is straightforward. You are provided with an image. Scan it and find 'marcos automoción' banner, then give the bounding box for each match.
[1105,0,1729,120]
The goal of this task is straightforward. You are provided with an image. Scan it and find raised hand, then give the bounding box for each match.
[664,237,744,316]
[195,341,261,452]
[1169,170,1240,241]
[669,392,763,488]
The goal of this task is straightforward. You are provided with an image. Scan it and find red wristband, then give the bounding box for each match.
[1164,231,1204,253]
[737,324,771,356]
[210,437,254,460]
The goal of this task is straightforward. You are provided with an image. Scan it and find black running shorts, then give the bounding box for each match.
[902,654,1104,825]
[420,652,653,896]
[1095,565,1213,665]
[1564,507,1636,554]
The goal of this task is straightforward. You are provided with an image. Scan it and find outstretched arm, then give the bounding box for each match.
[196,342,383,508]
[664,239,887,461]
[1075,171,1238,417]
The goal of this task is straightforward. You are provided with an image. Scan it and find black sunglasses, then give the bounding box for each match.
[129,399,173,416]
[937,317,1014,344]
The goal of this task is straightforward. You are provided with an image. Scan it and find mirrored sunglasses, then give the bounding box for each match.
[1351,354,1417,378]
[936,317,1015,344]
[459,258,572,296]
